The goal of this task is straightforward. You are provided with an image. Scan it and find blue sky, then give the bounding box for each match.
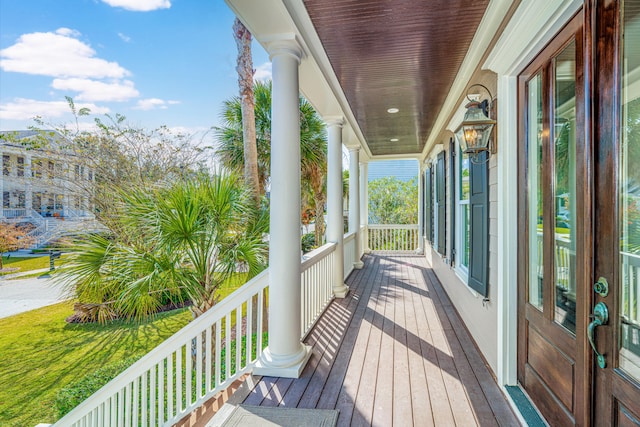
[0,0,271,136]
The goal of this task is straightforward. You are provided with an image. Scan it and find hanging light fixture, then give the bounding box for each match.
[455,84,496,162]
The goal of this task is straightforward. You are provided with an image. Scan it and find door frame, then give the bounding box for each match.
[484,0,584,391]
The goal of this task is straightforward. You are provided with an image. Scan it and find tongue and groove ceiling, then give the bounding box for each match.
[302,0,490,156]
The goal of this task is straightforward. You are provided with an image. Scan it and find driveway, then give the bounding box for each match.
[0,275,71,319]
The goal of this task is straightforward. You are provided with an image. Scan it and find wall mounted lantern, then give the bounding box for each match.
[455,84,496,163]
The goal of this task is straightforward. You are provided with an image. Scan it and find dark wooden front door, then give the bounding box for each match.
[592,0,640,425]
[518,12,589,426]
[519,1,640,426]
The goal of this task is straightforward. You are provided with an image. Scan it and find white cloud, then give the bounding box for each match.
[254,62,272,82]
[0,28,129,79]
[101,0,171,11]
[0,98,109,121]
[133,98,180,110]
[51,78,139,102]
[117,32,131,43]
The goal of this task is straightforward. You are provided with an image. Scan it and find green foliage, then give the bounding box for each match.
[368,177,418,224]
[58,174,269,321]
[0,301,191,426]
[55,356,140,418]
[215,81,328,244]
[301,232,317,253]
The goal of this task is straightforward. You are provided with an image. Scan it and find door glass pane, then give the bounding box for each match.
[554,42,577,334]
[459,150,470,269]
[619,0,640,382]
[528,73,544,310]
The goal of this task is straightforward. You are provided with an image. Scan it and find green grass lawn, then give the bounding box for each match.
[0,301,192,427]
[0,255,49,275]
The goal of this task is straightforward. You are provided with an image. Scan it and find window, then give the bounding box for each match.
[32,159,42,178]
[453,135,489,296]
[2,192,9,208]
[17,157,24,177]
[47,161,54,179]
[3,155,10,176]
[435,151,446,255]
[425,166,433,243]
[456,146,471,275]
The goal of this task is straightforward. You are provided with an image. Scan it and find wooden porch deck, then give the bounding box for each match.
[242,253,521,426]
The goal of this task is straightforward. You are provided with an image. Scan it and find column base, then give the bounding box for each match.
[333,283,349,298]
[364,248,372,254]
[253,344,312,378]
[353,261,364,269]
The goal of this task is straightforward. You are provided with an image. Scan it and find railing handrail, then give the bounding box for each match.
[53,270,270,426]
[367,223,418,230]
[343,231,356,243]
[301,242,337,271]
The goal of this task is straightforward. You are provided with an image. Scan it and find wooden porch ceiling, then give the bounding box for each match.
[302,0,490,157]
[241,254,520,426]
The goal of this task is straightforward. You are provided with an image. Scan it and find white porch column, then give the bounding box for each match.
[348,148,363,269]
[253,36,311,378]
[417,163,425,254]
[326,117,349,297]
[25,155,32,215]
[360,162,370,254]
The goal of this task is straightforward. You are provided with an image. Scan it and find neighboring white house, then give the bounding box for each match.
[1,130,99,246]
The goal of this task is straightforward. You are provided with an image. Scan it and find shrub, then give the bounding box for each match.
[54,356,140,418]
[301,232,317,253]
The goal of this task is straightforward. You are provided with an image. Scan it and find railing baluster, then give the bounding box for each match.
[236,305,242,374]
[246,298,252,366]
[196,332,203,401]
[257,290,264,356]
[141,370,147,427]
[215,321,222,388]
[205,326,212,394]
[225,314,231,383]
[167,352,173,420]
[176,348,183,415]
[150,365,156,427]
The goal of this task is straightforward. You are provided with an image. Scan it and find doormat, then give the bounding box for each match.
[221,405,339,427]
[505,385,547,427]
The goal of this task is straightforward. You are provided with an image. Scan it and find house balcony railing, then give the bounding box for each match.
[52,224,417,427]
[367,223,419,252]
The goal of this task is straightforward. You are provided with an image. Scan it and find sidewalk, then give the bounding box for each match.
[0,275,71,319]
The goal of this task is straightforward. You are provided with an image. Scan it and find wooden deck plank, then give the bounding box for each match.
[409,257,457,426]
[392,256,415,427]
[241,253,520,427]
[347,256,386,427]
[371,255,396,426]
[403,255,435,427]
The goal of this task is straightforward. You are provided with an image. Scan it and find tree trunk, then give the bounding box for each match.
[233,18,260,204]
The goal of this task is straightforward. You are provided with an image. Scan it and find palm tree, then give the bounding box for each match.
[216,81,328,245]
[233,18,260,203]
[58,173,269,321]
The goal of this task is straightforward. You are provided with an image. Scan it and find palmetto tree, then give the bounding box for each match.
[216,81,328,245]
[59,173,269,321]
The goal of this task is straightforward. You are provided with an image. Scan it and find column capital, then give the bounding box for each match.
[324,116,344,128]
[264,34,304,63]
[348,146,360,154]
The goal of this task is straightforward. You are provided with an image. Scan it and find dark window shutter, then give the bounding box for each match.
[449,138,456,266]
[468,152,489,296]
[425,167,433,243]
[436,151,446,255]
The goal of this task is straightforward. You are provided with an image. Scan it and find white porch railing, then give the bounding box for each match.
[1,208,28,219]
[343,231,356,279]
[367,224,419,252]
[53,241,338,427]
[301,242,337,338]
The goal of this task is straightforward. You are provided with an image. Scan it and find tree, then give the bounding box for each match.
[0,222,34,269]
[233,18,260,204]
[58,173,269,321]
[12,98,213,236]
[368,176,418,224]
[216,81,328,245]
